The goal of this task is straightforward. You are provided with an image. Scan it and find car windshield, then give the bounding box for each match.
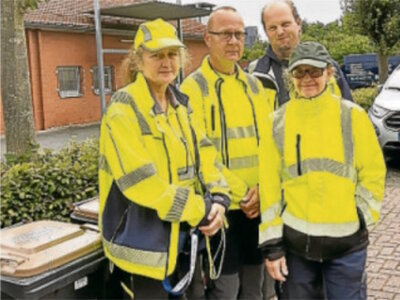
[385,70,400,91]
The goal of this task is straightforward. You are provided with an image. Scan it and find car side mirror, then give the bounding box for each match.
[377,84,383,93]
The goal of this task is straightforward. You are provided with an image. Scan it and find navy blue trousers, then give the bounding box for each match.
[277,249,367,300]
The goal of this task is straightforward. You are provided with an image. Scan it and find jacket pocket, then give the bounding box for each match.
[102,181,171,252]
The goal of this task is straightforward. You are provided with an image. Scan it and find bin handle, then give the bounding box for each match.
[0,254,26,275]
[80,223,100,233]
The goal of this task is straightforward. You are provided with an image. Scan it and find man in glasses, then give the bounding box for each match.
[249,0,352,109]
[181,6,273,300]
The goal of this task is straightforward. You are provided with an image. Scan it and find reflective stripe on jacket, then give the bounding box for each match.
[259,88,386,260]
[181,57,273,209]
[99,72,230,279]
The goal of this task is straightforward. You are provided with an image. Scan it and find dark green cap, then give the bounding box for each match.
[289,42,332,71]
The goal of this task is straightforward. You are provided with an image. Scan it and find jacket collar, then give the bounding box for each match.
[199,55,249,86]
[129,72,186,117]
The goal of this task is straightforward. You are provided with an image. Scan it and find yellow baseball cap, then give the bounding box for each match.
[134,18,185,51]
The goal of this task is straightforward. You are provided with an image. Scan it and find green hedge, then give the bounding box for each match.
[351,86,378,111]
[1,139,99,228]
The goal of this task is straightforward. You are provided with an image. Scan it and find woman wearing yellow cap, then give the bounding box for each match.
[98,18,230,299]
[258,42,386,299]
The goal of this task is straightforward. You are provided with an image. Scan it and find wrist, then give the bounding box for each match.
[211,193,230,212]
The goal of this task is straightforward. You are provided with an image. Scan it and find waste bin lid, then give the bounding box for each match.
[0,220,101,278]
[72,197,99,220]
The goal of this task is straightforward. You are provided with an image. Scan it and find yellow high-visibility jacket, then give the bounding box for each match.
[99,73,230,279]
[259,88,386,260]
[181,57,273,209]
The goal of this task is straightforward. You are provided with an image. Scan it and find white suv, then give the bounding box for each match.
[369,65,400,155]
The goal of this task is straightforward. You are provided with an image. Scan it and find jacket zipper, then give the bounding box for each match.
[211,105,215,131]
[296,134,302,176]
[215,78,229,167]
[176,113,191,174]
[161,133,172,184]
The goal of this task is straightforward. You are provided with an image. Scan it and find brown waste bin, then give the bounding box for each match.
[69,197,122,299]
[70,197,99,225]
[0,220,109,299]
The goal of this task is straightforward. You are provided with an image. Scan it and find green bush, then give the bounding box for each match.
[351,86,378,111]
[1,139,99,228]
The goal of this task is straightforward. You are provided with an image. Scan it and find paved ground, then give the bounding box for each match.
[0,123,100,157]
[367,155,400,299]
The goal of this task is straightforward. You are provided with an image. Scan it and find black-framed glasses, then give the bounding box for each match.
[208,31,246,41]
[291,67,325,79]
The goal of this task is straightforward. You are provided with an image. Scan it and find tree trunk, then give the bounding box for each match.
[1,0,36,156]
[378,50,389,84]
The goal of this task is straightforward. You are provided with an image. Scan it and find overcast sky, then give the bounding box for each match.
[164,0,343,40]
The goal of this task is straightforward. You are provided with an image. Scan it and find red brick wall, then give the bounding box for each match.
[0,30,208,134]
[185,40,209,75]
[31,31,128,130]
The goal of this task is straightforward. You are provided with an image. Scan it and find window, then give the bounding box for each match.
[56,66,83,98]
[91,65,114,95]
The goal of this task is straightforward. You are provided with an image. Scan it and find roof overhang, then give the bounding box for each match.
[91,1,212,20]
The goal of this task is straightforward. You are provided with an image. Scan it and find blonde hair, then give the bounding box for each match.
[285,64,336,98]
[120,46,190,86]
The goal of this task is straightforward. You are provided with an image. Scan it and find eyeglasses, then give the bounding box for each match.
[291,68,325,79]
[208,31,246,41]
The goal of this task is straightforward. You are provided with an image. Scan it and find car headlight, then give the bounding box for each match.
[370,104,390,118]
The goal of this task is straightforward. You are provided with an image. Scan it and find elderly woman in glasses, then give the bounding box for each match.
[99,18,230,299]
[258,42,386,300]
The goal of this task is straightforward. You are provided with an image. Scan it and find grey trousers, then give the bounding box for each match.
[262,267,276,300]
[206,263,264,300]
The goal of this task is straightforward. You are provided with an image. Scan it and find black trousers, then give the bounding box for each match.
[116,254,205,300]
[276,249,367,300]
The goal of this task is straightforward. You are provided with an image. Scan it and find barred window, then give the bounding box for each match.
[91,65,114,95]
[56,66,83,98]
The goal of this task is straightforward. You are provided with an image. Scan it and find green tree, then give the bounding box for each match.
[1,0,45,156]
[341,0,400,83]
[301,21,375,65]
[242,41,269,62]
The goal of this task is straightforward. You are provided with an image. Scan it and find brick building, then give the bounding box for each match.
[0,0,210,134]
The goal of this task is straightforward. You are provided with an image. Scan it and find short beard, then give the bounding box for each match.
[276,45,293,60]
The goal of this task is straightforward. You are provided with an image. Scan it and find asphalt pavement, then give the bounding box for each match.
[0,123,100,157]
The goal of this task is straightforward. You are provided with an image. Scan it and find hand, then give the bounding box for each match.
[199,203,225,236]
[265,257,288,282]
[240,186,260,219]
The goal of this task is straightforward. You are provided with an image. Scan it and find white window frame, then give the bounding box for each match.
[56,66,83,98]
[91,65,114,95]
